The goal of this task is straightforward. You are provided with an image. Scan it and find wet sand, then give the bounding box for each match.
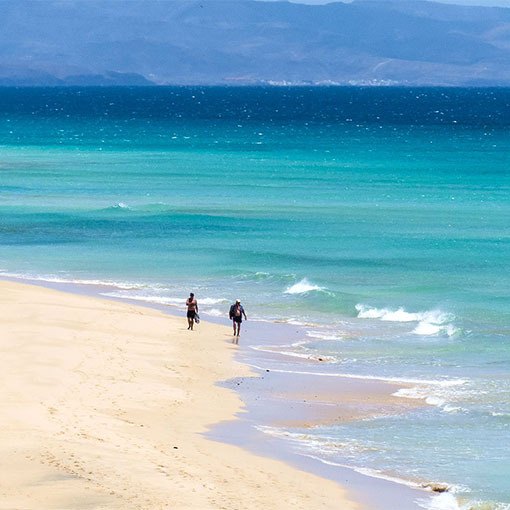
[213,334,431,510]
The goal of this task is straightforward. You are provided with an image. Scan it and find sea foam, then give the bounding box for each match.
[393,380,470,411]
[0,271,158,291]
[198,297,229,305]
[417,493,462,510]
[306,330,344,341]
[284,278,324,294]
[101,292,184,306]
[245,362,468,387]
[355,304,458,336]
[101,291,228,311]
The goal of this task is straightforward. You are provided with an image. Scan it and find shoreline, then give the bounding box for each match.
[0,278,365,509]
[0,281,361,510]
[0,274,442,509]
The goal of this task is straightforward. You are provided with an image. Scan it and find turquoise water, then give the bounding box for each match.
[1,87,509,510]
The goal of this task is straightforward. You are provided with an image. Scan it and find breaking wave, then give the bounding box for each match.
[284,278,324,294]
[355,304,458,337]
[111,202,130,209]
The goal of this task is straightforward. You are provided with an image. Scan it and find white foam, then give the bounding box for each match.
[425,396,446,407]
[286,318,314,326]
[413,322,442,335]
[257,426,472,510]
[417,493,461,510]
[284,278,324,294]
[356,304,422,322]
[101,292,183,307]
[99,292,228,311]
[356,304,458,337]
[112,202,129,209]
[249,344,335,362]
[269,318,324,327]
[275,351,334,362]
[257,425,365,453]
[413,322,459,337]
[256,426,422,488]
[289,340,312,348]
[356,304,451,324]
[442,405,462,413]
[206,308,224,317]
[198,297,229,305]
[443,324,459,337]
[395,387,440,401]
[393,381,471,410]
[306,331,344,341]
[250,340,311,350]
[304,454,424,490]
[1,271,158,291]
[245,363,468,387]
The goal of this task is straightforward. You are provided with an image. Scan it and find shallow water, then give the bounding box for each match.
[1,87,509,509]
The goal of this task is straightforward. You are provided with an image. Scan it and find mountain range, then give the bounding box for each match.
[2,0,510,86]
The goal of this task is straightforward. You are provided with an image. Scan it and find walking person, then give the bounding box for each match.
[186,292,198,330]
[229,299,247,338]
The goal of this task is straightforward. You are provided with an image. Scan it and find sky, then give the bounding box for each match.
[271,0,510,7]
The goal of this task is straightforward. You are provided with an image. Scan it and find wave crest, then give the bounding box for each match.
[284,278,324,295]
[355,304,458,336]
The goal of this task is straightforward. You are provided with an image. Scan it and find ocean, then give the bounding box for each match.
[1,86,509,510]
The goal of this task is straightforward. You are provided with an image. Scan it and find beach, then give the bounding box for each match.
[0,279,361,509]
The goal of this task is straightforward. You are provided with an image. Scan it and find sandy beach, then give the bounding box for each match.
[0,279,361,510]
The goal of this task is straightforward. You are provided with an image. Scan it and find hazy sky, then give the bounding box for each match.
[274,0,510,6]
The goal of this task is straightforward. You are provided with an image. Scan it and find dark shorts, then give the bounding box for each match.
[187,310,196,319]
[233,316,242,323]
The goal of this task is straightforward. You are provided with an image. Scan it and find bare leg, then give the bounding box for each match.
[188,317,194,330]
[237,322,242,336]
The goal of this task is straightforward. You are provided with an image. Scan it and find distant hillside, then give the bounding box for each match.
[2,0,510,86]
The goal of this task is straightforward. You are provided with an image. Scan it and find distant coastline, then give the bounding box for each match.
[3,79,510,88]
[2,0,510,87]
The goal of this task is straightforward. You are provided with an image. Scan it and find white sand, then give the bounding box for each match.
[0,280,361,509]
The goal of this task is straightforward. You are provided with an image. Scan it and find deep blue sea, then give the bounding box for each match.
[1,87,509,510]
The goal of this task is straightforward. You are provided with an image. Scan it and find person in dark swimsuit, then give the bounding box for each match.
[186,292,198,330]
[229,299,247,337]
